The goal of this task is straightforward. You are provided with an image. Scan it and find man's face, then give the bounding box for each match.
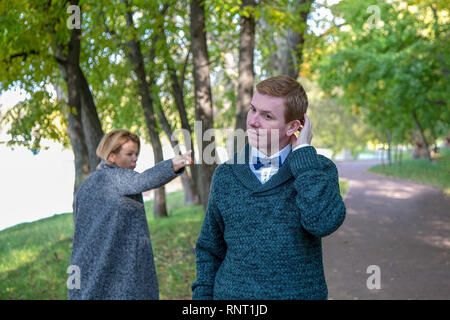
[246,91,296,156]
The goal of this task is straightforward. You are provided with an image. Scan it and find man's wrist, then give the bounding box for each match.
[293,143,310,152]
[289,145,320,174]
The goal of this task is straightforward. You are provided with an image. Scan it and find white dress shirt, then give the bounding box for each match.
[249,143,310,184]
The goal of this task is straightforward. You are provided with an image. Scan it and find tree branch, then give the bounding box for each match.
[181,48,191,91]
[9,50,39,60]
[427,99,447,106]
[317,22,348,38]
[100,10,128,48]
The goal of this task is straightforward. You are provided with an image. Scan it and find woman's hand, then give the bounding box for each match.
[172,150,193,172]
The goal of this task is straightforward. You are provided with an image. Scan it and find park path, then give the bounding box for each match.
[323,160,450,300]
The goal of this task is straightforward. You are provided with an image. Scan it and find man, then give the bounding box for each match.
[192,75,346,300]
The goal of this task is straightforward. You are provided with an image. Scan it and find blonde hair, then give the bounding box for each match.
[256,75,308,123]
[96,129,141,163]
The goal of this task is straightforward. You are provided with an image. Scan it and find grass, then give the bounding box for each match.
[339,179,349,198]
[357,149,414,161]
[0,180,348,300]
[368,147,450,195]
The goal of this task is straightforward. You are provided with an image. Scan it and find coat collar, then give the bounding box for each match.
[226,142,294,196]
[97,159,117,170]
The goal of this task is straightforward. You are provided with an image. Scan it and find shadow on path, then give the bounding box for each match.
[323,160,450,300]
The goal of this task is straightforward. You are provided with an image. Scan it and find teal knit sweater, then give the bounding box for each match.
[192,143,346,300]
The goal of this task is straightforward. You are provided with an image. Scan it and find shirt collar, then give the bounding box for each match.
[250,143,292,165]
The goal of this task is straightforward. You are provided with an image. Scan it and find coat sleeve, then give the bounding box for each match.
[289,146,346,237]
[192,167,226,300]
[114,159,185,196]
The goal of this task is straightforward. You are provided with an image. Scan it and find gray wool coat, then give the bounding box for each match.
[68,159,185,300]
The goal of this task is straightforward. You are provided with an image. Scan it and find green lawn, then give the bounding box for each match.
[0,195,204,300]
[357,149,414,161]
[368,147,450,195]
[0,180,348,300]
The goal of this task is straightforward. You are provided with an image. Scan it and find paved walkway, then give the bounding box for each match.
[323,160,450,300]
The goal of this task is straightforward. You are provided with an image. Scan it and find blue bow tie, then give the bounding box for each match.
[252,155,282,170]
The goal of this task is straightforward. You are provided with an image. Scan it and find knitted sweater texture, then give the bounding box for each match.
[192,143,346,300]
[68,159,184,300]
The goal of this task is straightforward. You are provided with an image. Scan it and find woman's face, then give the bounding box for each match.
[107,140,139,170]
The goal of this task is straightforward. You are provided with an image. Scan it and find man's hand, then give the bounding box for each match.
[172,150,193,172]
[290,113,313,148]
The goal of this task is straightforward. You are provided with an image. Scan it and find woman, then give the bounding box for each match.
[68,129,192,300]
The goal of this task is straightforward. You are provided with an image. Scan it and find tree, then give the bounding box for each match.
[98,0,174,217]
[315,0,449,162]
[303,78,377,159]
[280,0,313,79]
[257,0,314,79]
[95,0,204,210]
[54,1,104,173]
[0,0,104,201]
[159,15,201,205]
[235,0,257,137]
[190,0,218,210]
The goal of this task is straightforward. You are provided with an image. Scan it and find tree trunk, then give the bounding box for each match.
[123,2,168,218]
[63,4,102,172]
[55,77,90,222]
[411,110,432,162]
[268,26,284,75]
[281,0,313,79]
[394,144,399,164]
[54,82,90,199]
[387,130,392,166]
[78,66,104,171]
[190,0,218,210]
[140,76,168,218]
[52,17,98,220]
[166,60,201,195]
[158,109,200,206]
[235,0,256,135]
[162,34,201,206]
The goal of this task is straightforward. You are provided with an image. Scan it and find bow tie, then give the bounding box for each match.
[251,155,282,170]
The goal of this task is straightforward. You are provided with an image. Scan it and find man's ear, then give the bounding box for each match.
[287,120,301,135]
